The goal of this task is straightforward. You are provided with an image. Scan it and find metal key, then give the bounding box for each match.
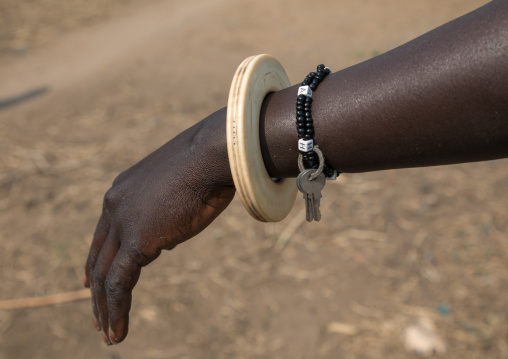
[296,169,313,220]
[296,169,326,222]
[296,170,312,220]
[302,172,325,221]
[297,170,325,221]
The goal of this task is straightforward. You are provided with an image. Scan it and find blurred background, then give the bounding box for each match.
[1,0,507,358]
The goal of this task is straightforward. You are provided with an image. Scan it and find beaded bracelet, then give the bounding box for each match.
[296,64,338,179]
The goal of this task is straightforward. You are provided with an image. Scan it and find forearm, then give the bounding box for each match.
[196,0,508,184]
[258,0,508,176]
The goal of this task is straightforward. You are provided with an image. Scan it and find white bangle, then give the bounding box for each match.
[226,54,297,222]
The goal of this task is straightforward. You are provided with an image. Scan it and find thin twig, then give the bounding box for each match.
[0,289,91,310]
[275,207,307,249]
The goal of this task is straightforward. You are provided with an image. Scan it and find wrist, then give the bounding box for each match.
[192,107,235,187]
[195,84,304,187]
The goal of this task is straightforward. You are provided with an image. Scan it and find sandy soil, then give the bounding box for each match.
[1,0,508,358]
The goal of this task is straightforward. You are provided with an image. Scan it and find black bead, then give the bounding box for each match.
[315,74,323,81]
[306,117,313,123]
[306,129,314,135]
[317,64,325,71]
[298,128,306,134]
[305,97,313,104]
[298,134,305,139]
[309,83,317,91]
[297,110,304,116]
[308,150,315,157]
[297,105,304,111]
[310,72,317,77]
[297,95,306,101]
[301,81,309,86]
[305,111,311,117]
[297,123,306,128]
[297,100,305,106]
[304,106,311,112]
[324,68,331,75]
[324,165,336,177]
[304,134,313,139]
[312,78,319,85]
[297,116,306,123]
[306,122,313,128]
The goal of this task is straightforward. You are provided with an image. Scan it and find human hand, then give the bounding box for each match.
[83,111,235,344]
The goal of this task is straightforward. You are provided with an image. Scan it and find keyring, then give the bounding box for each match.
[298,145,325,180]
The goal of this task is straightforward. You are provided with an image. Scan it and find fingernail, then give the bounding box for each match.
[93,316,100,331]
[109,328,118,344]
[102,331,112,345]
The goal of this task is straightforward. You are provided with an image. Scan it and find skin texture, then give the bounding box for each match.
[85,0,508,344]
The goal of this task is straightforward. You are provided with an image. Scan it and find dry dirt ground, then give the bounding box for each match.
[1,0,508,358]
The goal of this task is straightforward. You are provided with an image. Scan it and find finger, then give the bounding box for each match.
[84,214,109,288]
[85,215,109,333]
[89,279,101,332]
[91,233,120,343]
[105,245,161,344]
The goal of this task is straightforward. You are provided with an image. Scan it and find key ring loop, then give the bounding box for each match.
[298,145,325,181]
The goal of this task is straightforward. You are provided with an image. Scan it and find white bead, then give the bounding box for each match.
[298,139,314,152]
[298,85,312,98]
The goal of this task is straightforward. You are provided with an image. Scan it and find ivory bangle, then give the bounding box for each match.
[226,54,297,222]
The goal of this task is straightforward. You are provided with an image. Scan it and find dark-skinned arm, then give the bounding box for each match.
[84,0,508,345]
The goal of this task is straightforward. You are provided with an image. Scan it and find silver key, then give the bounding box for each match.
[302,172,325,221]
[296,169,314,221]
[296,169,326,222]
[298,170,325,221]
